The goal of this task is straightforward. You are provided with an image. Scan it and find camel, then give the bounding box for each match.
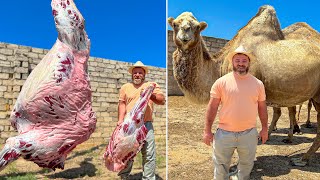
[168,5,320,166]
[269,22,320,139]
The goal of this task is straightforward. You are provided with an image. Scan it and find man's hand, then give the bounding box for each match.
[259,128,268,144]
[150,94,156,101]
[150,93,165,105]
[203,132,214,146]
[117,120,123,126]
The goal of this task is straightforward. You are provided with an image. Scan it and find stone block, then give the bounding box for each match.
[2,80,12,86]
[32,48,44,54]
[27,52,39,59]
[97,97,106,102]
[97,88,106,93]
[38,54,45,59]
[100,112,110,117]
[0,60,11,67]
[31,58,41,64]
[14,79,25,86]
[6,44,18,49]
[30,64,37,70]
[13,86,20,92]
[0,54,6,60]
[22,61,29,67]
[109,112,117,117]
[89,61,97,67]
[0,86,7,92]
[4,92,14,99]
[22,74,29,79]
[14,73,21,79]
[14,67,28,73]
[7,86,12,92]
[0,49,13,56]
[0,73,9,79]
[0,112,9,119]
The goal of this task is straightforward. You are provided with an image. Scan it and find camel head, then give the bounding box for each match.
[168,12,207,51]
[51,0,89,51]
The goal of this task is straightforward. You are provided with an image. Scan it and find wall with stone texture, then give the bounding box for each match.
[167,30,229,95]
[0,42,166,152]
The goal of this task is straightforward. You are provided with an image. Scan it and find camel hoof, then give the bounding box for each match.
[293,125,301,134]
[291,157,308,167]
[282,139,292,143]
[228,166,238,180]
[305,123,313,128]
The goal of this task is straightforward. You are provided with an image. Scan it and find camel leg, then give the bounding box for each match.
[293,106,302,135]
[294,104,303,135]
[306,99,313,128]
[292,99,320,166]
[268,107,281,138]
[282,106,296,143]
[296,104,302,123]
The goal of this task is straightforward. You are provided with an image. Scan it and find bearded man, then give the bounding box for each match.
[203,45,268,180]
[117,61,165,180]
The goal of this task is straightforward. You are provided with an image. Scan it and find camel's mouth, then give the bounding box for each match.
[177,36,191,44]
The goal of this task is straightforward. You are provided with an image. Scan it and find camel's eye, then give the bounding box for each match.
[185,27,191,32]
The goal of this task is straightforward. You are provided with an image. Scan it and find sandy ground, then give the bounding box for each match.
[168,96,320,180]
[0,141,165,180]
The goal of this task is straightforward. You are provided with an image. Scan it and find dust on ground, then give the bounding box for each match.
[168,96,320,180]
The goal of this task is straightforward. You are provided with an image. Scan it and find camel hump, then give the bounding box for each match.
[257,5,275,14]
[283,22,320,46]
[283,22,315,34]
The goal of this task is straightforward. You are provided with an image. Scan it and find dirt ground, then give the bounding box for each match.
[0,141,165,180]
[168,96,320,180]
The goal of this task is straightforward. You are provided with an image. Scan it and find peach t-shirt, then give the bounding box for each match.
[210,72,266,132]
[119,81,163,122]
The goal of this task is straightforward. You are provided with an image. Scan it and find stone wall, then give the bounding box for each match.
[0,42,166,152]
[167,30,229,95]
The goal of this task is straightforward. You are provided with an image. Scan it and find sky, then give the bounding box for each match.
[0,0,166,68]
[168,0,320,40]
[1,1,319,69]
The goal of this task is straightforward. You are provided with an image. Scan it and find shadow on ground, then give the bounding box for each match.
[47,158,97,179]
[128,172,164,180]
[264,133,315,145]
[251,153,320,179]
[0,144,105,179]
[66,144,106,161]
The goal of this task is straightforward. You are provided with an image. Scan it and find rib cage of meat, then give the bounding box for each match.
[0,0,96,171]
[104,83,156,172]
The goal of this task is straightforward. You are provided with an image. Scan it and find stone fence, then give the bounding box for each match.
[0,42,166,152]
[167,30,229,95]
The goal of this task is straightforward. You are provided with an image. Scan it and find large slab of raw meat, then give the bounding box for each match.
[0,0,96,171]
[104,83,156,172]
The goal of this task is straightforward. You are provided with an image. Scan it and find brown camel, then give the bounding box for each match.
[168,5,320,166]
[269,22,320,140]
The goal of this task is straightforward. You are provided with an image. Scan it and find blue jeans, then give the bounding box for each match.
[118,122,156,180]
[213,128,259,180]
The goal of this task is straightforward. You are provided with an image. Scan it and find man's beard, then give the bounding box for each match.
[233,65,249,75]
[133,77,144,85]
